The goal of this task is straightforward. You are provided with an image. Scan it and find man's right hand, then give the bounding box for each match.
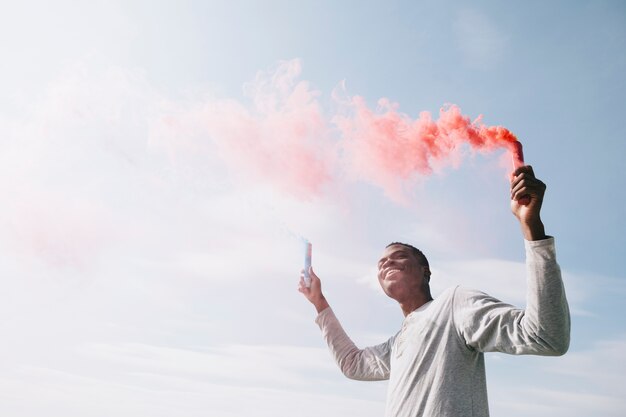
[298,267,330,314]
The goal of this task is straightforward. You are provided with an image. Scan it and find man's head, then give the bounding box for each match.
[377,242,431,303]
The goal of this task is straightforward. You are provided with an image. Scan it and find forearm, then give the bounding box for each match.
[316,308,391,380]
[522,237,570,354]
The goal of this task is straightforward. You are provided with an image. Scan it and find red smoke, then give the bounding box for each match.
[156,60,523,203]
[335,96,521,202]
[198,60,335,199]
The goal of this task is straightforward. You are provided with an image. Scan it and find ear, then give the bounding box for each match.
[424,267,431,283]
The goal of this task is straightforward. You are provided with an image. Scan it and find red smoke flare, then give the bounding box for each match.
[509,140,530,205]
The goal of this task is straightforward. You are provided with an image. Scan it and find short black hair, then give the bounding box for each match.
[386,242,431,279]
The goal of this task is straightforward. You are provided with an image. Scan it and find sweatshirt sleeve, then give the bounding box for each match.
[315,307,394,381]
[453,237,571,356]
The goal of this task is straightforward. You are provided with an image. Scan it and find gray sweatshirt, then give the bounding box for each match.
[315,238,570,417]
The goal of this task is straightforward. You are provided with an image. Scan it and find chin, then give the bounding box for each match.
[382,284,403,300]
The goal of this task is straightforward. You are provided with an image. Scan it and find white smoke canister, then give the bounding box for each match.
[303,240,312,287]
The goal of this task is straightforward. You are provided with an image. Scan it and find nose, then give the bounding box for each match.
[380,257,396,271]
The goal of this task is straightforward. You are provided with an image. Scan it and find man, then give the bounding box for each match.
[298,165,570,417]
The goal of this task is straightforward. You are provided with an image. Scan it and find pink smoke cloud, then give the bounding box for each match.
[6,188,115,269]
[155,60,336,200]
[155,59,520,203]
[334,97,519,202]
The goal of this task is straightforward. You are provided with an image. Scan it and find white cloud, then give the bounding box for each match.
[0,342,387,417]
[548,336,626,397]
[492,387,626,417]
[488,335,626,417]
[76,342,336,388]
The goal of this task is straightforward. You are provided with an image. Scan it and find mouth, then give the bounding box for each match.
[384,268,402,279]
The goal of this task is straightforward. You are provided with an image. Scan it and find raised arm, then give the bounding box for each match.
[299,268,393,381]
[454,166,570,355]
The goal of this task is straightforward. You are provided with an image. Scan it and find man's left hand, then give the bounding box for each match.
[510,165,547,241]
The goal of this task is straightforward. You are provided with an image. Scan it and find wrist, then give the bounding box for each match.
[313,296,329,314]
[521,219,546,241]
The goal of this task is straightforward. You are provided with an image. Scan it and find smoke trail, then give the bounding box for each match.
[198,60,336,199]
[334,96,519,202]
[156,59,521,203]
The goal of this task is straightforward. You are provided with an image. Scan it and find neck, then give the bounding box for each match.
[399,293,433,317]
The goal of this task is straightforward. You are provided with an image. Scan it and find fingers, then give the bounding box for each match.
[510,172,546,202]
[512,164,535,179]
[511,179,543,201]
[298,271,307,288]
[298,267,320,292]
[510,165,537,190]
[298,277,309,294]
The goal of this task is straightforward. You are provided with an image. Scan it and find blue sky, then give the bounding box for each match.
[1,1,625,416]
